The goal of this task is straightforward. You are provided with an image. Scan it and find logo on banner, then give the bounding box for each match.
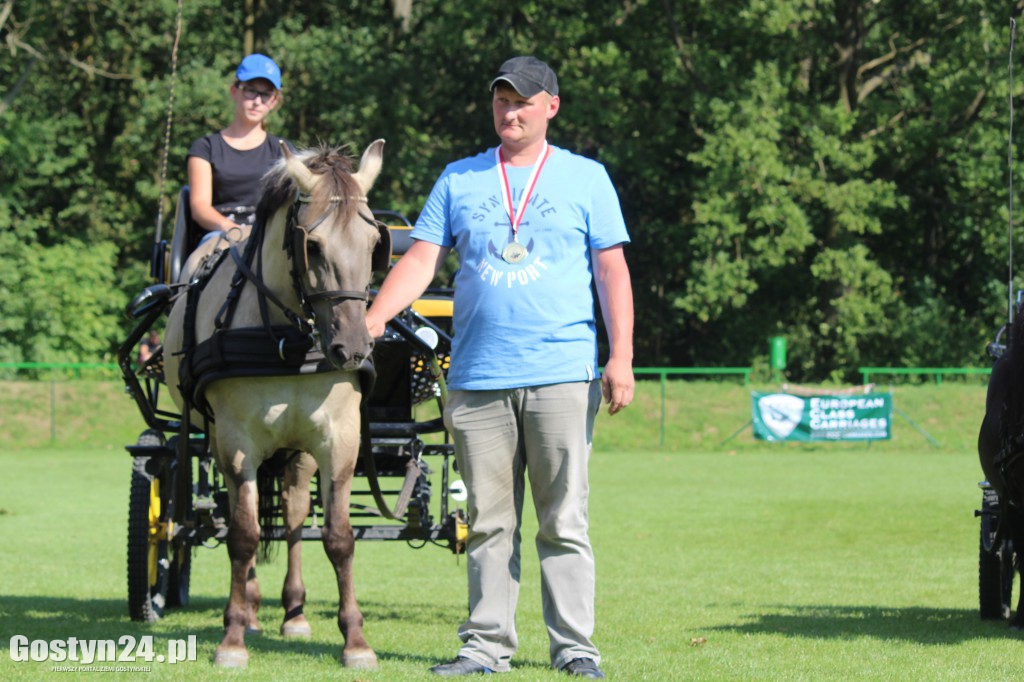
[757,394,804,439]
[751,391,892,441]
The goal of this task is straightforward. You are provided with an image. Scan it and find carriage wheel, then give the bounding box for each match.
[979,490,1014,620]
[127,430,171,622]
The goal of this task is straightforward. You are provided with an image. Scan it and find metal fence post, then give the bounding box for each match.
[660,371,666,448]
[50,379,56,443]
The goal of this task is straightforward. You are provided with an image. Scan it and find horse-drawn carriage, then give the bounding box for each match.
[115,141,463,666]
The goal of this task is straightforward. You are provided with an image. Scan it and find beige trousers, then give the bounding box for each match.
[443,381,603,672]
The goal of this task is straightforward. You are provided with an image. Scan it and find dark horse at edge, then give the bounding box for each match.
[979,305,1024,628]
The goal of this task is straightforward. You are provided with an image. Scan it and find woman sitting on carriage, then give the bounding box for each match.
[187,53,290,247]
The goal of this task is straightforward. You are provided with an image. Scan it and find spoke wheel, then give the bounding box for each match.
[127,430,171,622]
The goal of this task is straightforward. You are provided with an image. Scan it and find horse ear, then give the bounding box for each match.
[281,141,318,194]
[353,139,385,194]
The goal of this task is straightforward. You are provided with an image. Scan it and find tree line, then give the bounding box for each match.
[1,0,1020,381]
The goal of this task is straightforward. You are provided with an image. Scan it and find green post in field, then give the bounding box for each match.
[770,336,787,383]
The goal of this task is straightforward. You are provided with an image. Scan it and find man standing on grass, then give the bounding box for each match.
[366,56,634,678]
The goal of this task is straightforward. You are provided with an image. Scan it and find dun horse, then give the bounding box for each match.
[979,307,1024,628]
[164,140,386,668]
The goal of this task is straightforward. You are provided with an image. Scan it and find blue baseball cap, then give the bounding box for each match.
[236,53,281,90]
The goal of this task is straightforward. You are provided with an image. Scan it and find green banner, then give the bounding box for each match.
[751,391,892,442]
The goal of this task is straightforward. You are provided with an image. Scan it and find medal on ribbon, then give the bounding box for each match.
[496,141,549,264]
[501,241,528,263]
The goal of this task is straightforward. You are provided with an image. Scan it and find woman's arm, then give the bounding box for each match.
[187,156,239,233]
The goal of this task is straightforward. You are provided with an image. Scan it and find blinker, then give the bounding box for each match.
[294,226,309,273]
[372,222,392,272]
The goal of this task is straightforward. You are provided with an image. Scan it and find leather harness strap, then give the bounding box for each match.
[228,243,312,333]
[357,396,421,521]
[179,189,412,523]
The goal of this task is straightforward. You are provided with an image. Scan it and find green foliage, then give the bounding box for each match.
[0,0,1018,377]
[0,239,123,363]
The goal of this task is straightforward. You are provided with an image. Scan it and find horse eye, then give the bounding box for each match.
[306,240,323,258]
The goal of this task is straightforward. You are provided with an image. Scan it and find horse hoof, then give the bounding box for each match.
[213,648,249,669]
[281,623,312,638]
[246,624,263,636]
[342,649,378,669]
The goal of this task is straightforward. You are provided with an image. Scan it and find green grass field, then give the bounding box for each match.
[0,379,1017,680]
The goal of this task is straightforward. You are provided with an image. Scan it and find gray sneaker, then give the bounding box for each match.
[561,658,606,679]
[430,657,494,676]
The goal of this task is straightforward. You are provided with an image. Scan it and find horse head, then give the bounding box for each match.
[275,140,386,371]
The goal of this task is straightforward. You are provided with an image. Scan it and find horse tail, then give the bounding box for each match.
[256,458,282,564]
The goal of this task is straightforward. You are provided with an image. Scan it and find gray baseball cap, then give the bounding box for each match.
[489,56,559,97]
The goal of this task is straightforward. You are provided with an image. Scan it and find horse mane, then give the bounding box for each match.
[254,143,361,228]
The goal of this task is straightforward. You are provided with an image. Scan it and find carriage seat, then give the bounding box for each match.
[165,185,203,285]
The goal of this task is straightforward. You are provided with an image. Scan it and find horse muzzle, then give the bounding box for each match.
[318,302,374,371]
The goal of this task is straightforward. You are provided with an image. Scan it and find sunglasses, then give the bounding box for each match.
[238,84,276,104]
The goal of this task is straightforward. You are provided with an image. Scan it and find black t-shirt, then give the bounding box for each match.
[187,132,288,224]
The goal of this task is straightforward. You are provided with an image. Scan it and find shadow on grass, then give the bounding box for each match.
[709,604,1024,643]
[0,594,218,636]
[0,593,470,667]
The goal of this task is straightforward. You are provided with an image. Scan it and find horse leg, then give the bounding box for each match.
[1014,569,1024,630]
[1010,511,1024,630]
[214,477,260,668]
[208,431,261,636]
[245,558,263,635]
[280,451,317,638]
[322,474,377,668]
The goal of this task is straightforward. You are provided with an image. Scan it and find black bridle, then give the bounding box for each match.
[215,189,374,357]
[286,191,372,308]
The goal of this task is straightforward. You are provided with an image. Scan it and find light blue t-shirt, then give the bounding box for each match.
[412,145,630,391]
